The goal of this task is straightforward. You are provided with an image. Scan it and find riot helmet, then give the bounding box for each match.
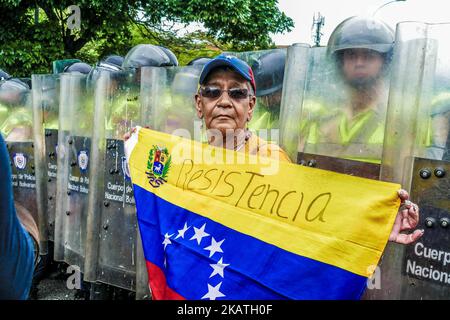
[103,55,124,68]
[158,46,179,67]
[328,16,394,58]
[21,78,32,89]
[88,58,123,85]
[53,59,81,74]
[251,50,286,97]
[187,57,212,67]
[63,62,93,74]
[328,16,394,89]
[122,44,177,70]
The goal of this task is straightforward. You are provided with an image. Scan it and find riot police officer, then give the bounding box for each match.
[122,44,178,71]
[112,44,179,132]
[302,16,395,163]
[102,55,124,69]
[63,61,93,74]
[250,50,286,130]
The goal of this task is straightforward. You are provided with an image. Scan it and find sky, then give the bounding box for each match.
[272,0,450,46]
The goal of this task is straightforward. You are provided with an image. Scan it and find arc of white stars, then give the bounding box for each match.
[204,237,224,258]
[189,223,210,245]
[162,223,228,298]
[162,233,174,250]
[201,282,226,300]
[175,222,190,240]
[209,258,230,278]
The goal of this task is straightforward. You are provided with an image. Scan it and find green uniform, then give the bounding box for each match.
[249,101,279,131]
[302,99,386,164]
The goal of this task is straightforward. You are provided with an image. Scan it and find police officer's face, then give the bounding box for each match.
[195,69,256,135]
[342,49,384,88]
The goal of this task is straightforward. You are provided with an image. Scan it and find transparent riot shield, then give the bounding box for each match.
[280,43,391,179]
[365,22,449,300]
[84,66,200,297]
[141,65,199,296]
[224,49,287,133]
[140,65,200,295]
[54,73,93,271]
[32,74,60,249]
[279,44,311,160]
[0,78,40,249]
[141,66,201,136]
[84,70,142,293]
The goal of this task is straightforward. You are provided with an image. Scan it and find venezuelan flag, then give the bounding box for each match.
[126,128,401,300]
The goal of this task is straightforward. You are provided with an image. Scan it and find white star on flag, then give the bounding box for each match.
[209,258,230,278]
[162,233,174,250]
[175,222,190,240]
[189,223,210,245]
[204,237,224,258]
[201,282,226,300]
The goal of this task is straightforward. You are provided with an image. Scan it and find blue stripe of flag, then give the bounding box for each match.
[133,184,367,300]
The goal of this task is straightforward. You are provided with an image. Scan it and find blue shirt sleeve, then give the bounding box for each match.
[0,133,35,300]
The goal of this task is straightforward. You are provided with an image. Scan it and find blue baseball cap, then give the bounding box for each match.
[199,54,256,94]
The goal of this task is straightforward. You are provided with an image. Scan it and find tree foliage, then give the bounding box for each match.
[0,0,293,77]
[142,0,293,49]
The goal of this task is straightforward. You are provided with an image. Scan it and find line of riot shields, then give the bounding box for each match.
[1,21,448,300]
[21,50,286,299]
[27,62,224,298]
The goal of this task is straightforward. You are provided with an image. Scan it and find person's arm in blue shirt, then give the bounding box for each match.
[0,133,34,299]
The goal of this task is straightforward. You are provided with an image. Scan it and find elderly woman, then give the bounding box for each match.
[125,54,422,246]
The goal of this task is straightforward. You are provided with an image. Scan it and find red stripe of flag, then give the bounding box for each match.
[146,261,186,300]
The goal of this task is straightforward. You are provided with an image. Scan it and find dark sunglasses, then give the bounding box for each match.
[200,86,251,100]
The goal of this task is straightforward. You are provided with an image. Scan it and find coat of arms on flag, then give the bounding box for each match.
[146,145,171,188]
